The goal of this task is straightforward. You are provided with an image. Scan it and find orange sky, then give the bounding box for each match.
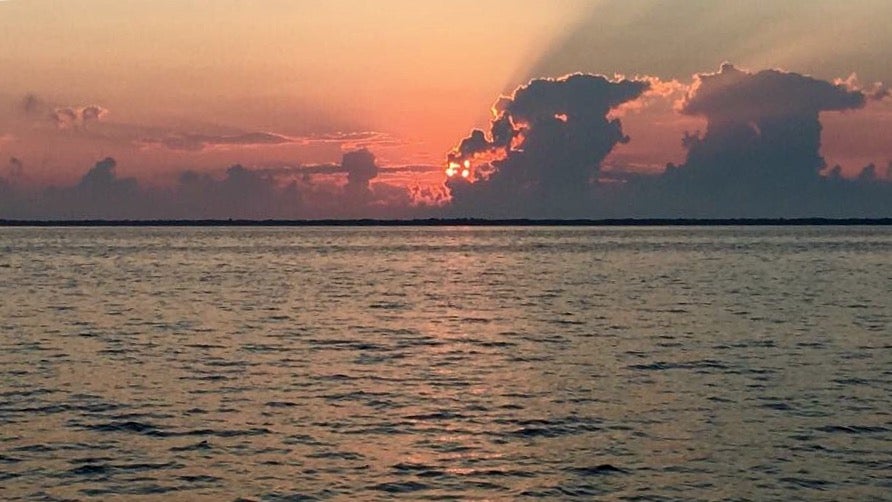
[0,0,587,185]
[1,0,890,188]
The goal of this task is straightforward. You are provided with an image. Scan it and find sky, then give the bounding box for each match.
[1,0,890,219]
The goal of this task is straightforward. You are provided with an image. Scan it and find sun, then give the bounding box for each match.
[446,159,472,179]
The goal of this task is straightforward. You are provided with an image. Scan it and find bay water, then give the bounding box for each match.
[1,226,890,500]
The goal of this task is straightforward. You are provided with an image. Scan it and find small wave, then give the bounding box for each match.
[265,401,299,408]
[627,359,729,371]
[81,420,161,434]
[566,464,628,475]
[306,450,365,461]
[183,343,227,349]
[12,442,112,453]
[0,454,23,464]
[816,425,889,434]
[0,388,58,399]
[170,440,212,452]
[172,427,272,438]
[68,463,112,476]
[179,374,232,381]
[474,340,517,348]
[368,301,407,310]
[241,343,289,353]
[178,474,222,483]
[2,401,123,415]
[404,411,467,421]
[780,476,832,490]
[307,340,385,351]
[67,461,178,477]
[521,486,603,497]
[832,377,872,385]
[0,471,21,482]
[761,401,794,411]
[370,481,430,493]
[79,483,179,496]
[392,462,437,474]
[257,492,320,501]
[281,434,326,446]
[504,418,602,439]
[76,420,272,438]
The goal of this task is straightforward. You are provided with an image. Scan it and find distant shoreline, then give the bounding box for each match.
[1,218,891,227]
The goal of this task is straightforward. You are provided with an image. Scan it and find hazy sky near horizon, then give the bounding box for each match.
[1,0,891,219]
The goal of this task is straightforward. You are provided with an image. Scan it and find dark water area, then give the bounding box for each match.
[1,226,890,501]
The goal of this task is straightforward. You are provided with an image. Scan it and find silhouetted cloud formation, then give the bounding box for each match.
[3,65,890,220]
[645,64,890,217]
[445,74,649,217]
[442,64,890,218]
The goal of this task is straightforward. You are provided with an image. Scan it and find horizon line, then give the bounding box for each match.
[1,218,891,227]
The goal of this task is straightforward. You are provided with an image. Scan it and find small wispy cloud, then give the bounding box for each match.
[139,132,295,151]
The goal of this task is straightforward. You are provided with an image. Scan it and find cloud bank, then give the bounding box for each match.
[441,64,891,218]
[0,149,424,220]
[2,64,890,219]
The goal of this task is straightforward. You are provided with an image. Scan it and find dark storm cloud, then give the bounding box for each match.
[0,157,290,219]
[440,64,891,218]
[72,157,143,216]
[648,64,882,216]
[676,63,865,184]
[9,157,150,220]
[0,150,420,220]
[445,73,649,217]
[338,149,413,213]
[168,164,302,219]
[342,148,378,189]
[611,64,892,217]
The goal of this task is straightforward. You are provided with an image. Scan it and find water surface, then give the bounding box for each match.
[1,226,890,500]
